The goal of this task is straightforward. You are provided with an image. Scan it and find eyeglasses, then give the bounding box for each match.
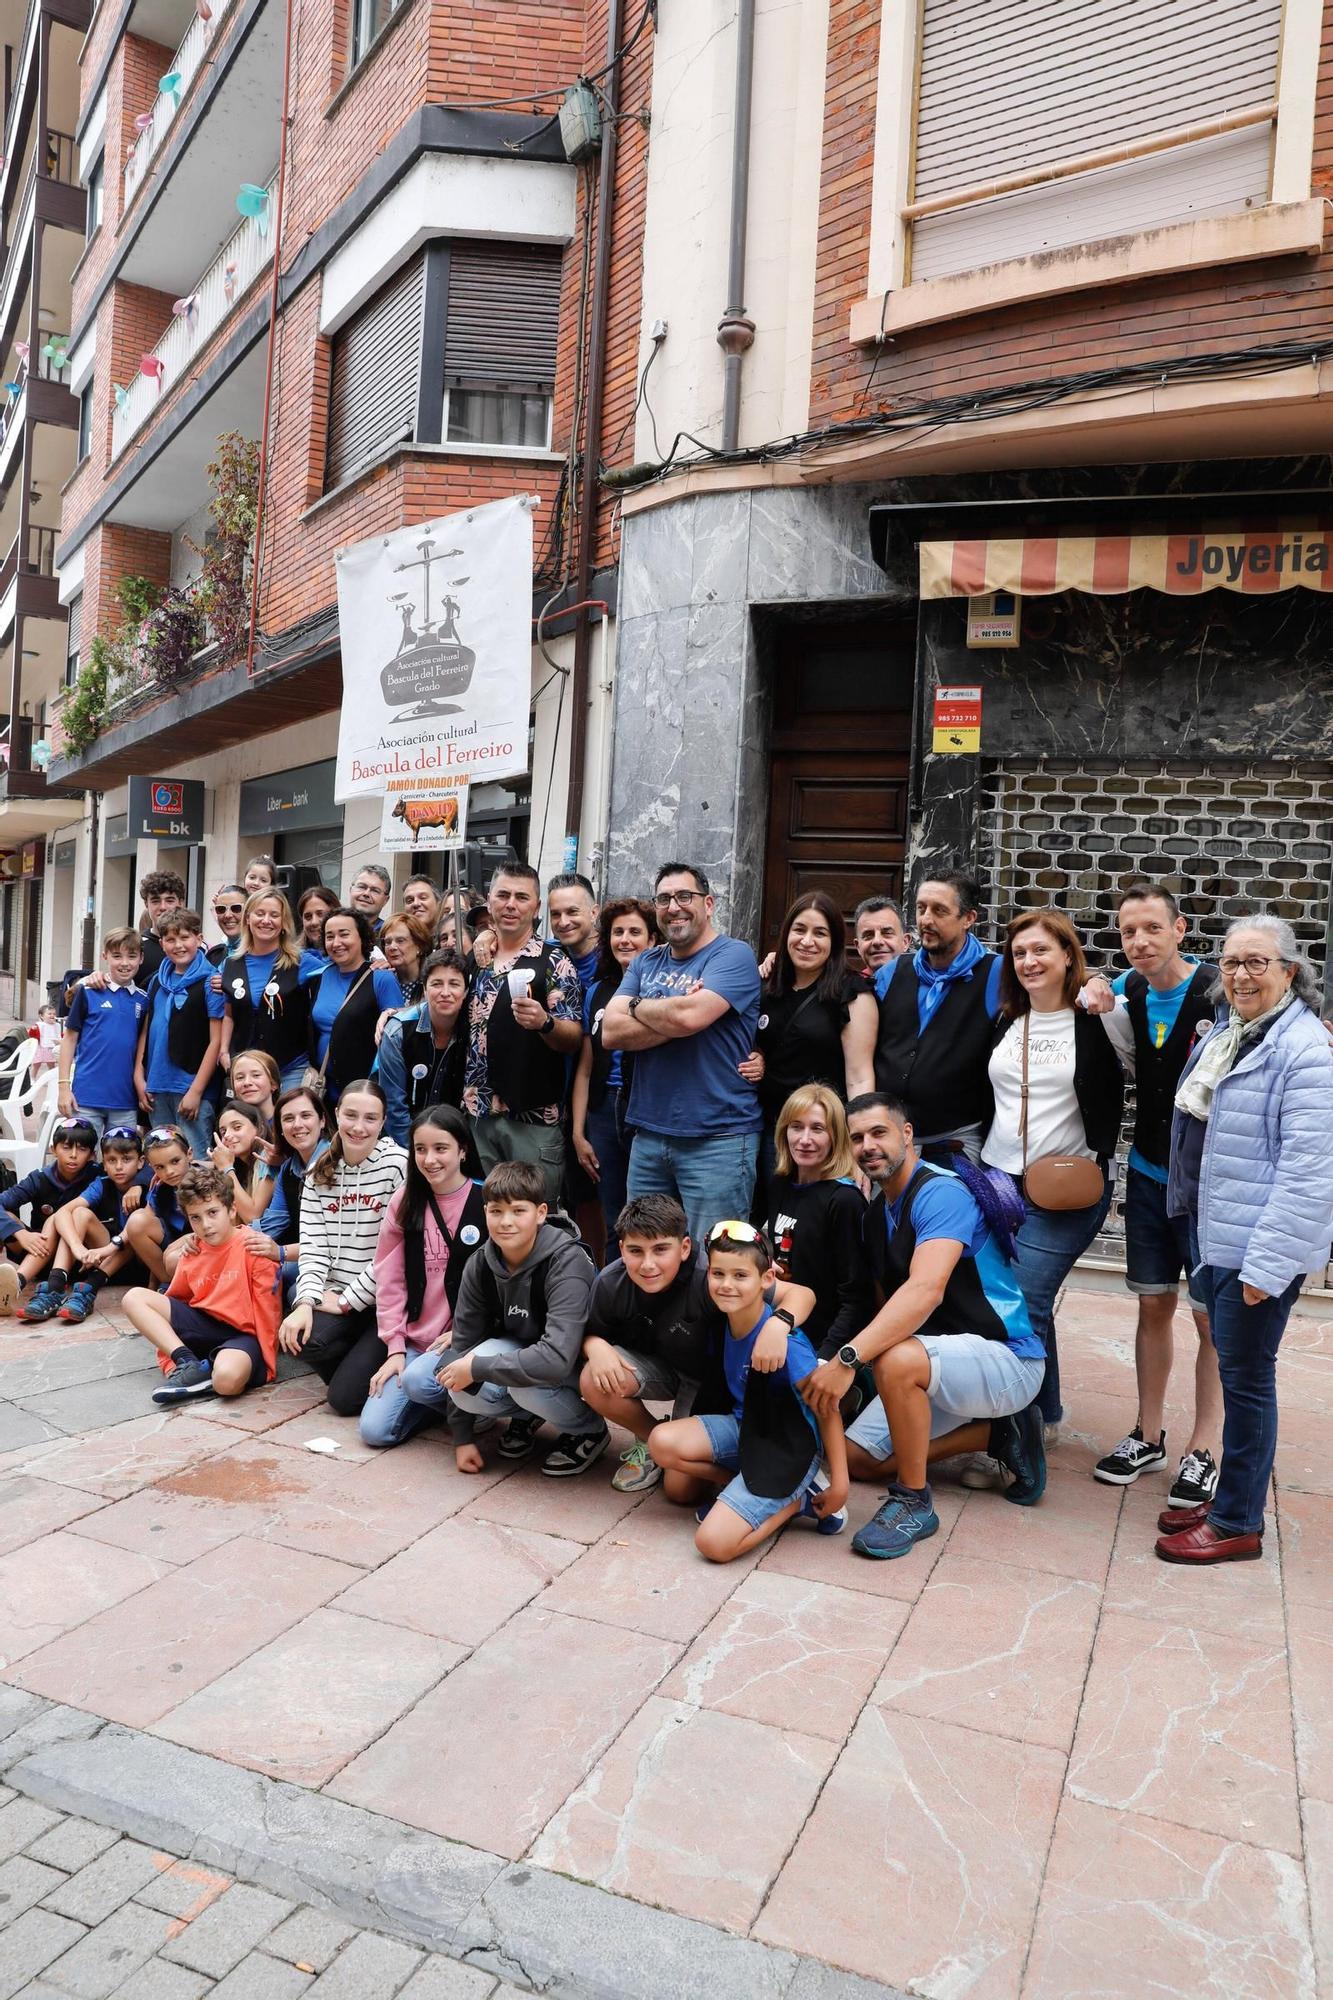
[653,890,706,910]
[1218,955,1279,977]
[213,903,245,916]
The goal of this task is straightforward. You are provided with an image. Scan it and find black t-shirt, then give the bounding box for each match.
[755,974,861,1121]
[766,1175,874,1358]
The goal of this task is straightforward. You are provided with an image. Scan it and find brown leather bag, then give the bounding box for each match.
[1019,1013,1106,1212]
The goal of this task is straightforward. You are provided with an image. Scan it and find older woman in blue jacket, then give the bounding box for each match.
[1162,915,1333,1565]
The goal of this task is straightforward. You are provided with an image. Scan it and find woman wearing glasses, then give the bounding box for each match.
[207,887,247,967]
[1156,916,1333,1565]
[218,890,312,1091]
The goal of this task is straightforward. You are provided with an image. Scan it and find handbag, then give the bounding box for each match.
[301,965,376,1099]
[1018,1014,1106,1212]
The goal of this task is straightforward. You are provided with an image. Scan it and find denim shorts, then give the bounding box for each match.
[1123,1165,1204,1305]
[847,1334,1044,1461]
[695,1412,820,1530]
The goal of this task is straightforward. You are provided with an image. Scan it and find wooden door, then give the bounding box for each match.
[761,618,914,953]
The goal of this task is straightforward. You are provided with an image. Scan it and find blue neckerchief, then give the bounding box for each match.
[914,931,986,1031]
[156,949,211,1010]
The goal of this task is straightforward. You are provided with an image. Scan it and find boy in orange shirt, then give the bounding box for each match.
[121,1163,282,1406]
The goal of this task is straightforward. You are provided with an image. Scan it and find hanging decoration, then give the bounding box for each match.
[158,69,183,106]
[172,294,199,331]
[236,183,270,236]
[113,384,129,413]
[40,338,68,372]
[3,381,20,398]
[140,355,166,393]
[13,341,27,360]
[195,0,212,26]
[30,740,50,772]
[134,110,154,135]
[222,262,237,302]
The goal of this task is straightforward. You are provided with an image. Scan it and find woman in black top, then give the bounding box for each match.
[765,1083,873,1359]
[306,909,403,1103]
[219,890,312,1090]
[743,891,878,1203]
[571,898,661,1248]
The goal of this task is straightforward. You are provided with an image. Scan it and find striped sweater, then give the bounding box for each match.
[294,1137,407,1311]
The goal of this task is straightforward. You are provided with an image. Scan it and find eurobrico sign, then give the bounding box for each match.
[919,529,1333,599]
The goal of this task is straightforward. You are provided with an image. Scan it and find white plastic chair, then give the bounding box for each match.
[0,1077,60,1179]
[0,1060,56,1140]
[0,1036,36,1097]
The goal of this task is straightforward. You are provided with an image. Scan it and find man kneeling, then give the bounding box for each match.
[801,1093,1047,1561]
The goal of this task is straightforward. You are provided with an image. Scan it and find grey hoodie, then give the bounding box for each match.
[451,1213,594,1387]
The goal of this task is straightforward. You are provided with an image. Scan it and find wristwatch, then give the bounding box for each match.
[771,1306,795,1330]
[538,1015,556,1036]
[837,1344,860,1370]
[628,996,642,1019]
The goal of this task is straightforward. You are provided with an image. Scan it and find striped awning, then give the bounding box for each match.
[919,529,1333,599]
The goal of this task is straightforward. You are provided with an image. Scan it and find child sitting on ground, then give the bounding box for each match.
[121,1125,196,1285]
[58,927,146,1137]
[649,1219,849,1563]
[122,1162,282,1405]
[438,1159,603,1477]
[46,1126,153,1322]
[0,1116,100,1318]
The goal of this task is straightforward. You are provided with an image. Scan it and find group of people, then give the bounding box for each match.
[8,850,1329,1573]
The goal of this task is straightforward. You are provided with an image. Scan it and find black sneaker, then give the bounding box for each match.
[1093,1426,1167,1486]
[540,1426,611,1478]
[991,1405,1046,1507]
[152,1357,216,1404]
[1168,1447,1219,1508]
[496,1413,544,1460]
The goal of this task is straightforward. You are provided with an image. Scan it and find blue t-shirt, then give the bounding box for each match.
[886,1168,1043,1357]
[1111,962,1199,1183]
[65,983,147,1110]
[310,963,403,1063]
[298,946,329,979]
[619,934,762,1137]
[148,1178,189,1242]
[722,1304,820,1433]
[566,943,601,996]
[221,950,280,1009]
[145,958,227,1094]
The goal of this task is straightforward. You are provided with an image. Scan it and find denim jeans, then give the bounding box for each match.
[147,1089,216,1156]
[77,1107,141,1141]
[1009,1174,1113,1424]
[359,1349,448,1449]
[1196,1264,1302,1536]
[446,1335,602,1436]
[626,1130,759,1248]
[586,1093,631,1245]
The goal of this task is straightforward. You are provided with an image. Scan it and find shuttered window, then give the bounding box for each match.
[909,0,1284,283]
[325,252,426,487]
[64,594,82,688]
[443,242,561,450]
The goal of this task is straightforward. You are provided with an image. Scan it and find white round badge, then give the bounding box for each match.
[411,1063,429,1080]
[758,1012,769,1030]
[460,1223,481,1245]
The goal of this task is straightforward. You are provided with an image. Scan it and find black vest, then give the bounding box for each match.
[481,941,569,1117]
[396,1013,467,1120]
[306,965,386,1099]
[1124,967,1214,1170]
[868,1165,1009,1343]
[874,955,997,1137]
[145,972,212,1076]
[223,956,312,1071]
[586,974,619,1111]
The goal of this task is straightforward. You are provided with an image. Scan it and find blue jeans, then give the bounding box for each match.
[446,1336,602,1436]
[77,1107,140,1141]
[627,1130,759,1248]
[359,1348,448,1450]
[1196,1264,1302,1536]
[1009,1174,1112,1424]
[587,1093,631,1246]
[147,1089,216,1156]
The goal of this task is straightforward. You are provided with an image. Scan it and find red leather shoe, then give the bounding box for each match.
[1155,1521,1262,1564]
[1157,1500,1210,1534]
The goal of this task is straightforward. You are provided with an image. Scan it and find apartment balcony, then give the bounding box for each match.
[110,169,275,464]
[121,0,242,211]
[0,523,59,633]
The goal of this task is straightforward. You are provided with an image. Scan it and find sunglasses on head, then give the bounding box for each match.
[145,1125,188,1149]
[102,1125,143,1145]
[707,1219,771,1254]
[52,1118,92,1137]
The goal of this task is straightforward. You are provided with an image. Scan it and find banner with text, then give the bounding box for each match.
[334,495,534,801]
[380,774,470,853]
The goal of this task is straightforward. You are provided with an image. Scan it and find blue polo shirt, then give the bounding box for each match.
[65,983,146,1110]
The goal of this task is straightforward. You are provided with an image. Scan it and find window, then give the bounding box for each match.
[325,240,562,487]
[85,154,104,239]
[350,0,402,67]
[64,596,82,688]
[76,385,92,462]
[443,243,559,451]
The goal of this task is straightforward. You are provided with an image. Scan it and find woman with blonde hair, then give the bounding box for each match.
[219,888,311,1089]
[765,1082,873,1360]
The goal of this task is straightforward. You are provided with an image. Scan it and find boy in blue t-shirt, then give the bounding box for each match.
[649,1220,848,1562]
[58,927,146,1138]
[136,910,225,1155]
[50,1128,153,1322]
[0,1118,100,1317]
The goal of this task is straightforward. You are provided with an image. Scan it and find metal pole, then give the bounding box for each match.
[448,845,466,962]
[718,0,756,452]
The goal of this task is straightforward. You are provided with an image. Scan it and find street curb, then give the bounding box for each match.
[0,1694,907,2000]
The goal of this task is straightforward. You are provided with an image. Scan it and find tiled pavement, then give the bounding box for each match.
[0,1284,1327,1998]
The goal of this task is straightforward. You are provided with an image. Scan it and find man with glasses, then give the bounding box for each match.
[207,886,247,968]
[603,861,762,1246]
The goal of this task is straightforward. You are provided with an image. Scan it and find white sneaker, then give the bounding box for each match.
[0,1264,20,1316]
[957,1452,1000,1490]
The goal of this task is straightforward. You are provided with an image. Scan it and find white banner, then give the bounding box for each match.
[380,774,469,853]
[334,494,534,801]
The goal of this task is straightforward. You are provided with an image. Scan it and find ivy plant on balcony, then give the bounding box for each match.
[139,586,205,684]
[60,636,116,754]
[189,432,260,658]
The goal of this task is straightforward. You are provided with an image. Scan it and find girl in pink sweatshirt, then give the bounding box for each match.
[361,1104,489,1465]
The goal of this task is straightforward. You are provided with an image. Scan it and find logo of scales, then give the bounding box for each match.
[380,538,478,720]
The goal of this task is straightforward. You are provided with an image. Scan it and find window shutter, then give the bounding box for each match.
[911,0,1283,282]
[65,595,81,656]
[326,253,426,486]
[444,243,562,390]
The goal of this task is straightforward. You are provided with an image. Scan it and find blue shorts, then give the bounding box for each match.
[1123,1166,1204,1305]
[695,1412,820,1531]
[847,1334,1044,1461]
[169,1298,270,1386]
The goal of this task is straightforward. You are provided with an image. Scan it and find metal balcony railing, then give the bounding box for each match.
[122,0,242,209]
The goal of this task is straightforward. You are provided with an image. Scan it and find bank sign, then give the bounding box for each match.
[920,528,1333,599]
[127,776,205,841]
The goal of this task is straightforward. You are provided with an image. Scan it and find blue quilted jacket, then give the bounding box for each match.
[1167,999,1333,1294]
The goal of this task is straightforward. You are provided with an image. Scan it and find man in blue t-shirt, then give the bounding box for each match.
[1081,883,1221,1508]
[603,862,761,1246]
[58,927,147,1138]
[801,1092,1048,1560]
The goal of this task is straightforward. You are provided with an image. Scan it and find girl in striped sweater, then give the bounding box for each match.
[278,1079,407,1415]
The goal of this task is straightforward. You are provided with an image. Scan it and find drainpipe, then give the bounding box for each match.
[562,0,624,861]
[244,0,298,675]
[718,0,756,452]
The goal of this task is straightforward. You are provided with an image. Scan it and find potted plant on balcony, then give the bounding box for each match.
[139,586,204,684]
[191,431,259,657]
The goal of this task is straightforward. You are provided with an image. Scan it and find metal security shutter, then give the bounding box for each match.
[444,243,562,390]
[911,0,1283,281]
[326,253,426,486]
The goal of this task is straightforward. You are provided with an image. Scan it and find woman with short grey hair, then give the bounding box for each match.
[1161,914,1333,1564]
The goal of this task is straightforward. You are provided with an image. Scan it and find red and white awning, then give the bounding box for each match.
[919,529,1333,599]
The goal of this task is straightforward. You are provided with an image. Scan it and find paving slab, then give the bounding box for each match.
[0,1337,156,1402]
[16,1373,166,1439]
[159,1881,294,1976]
[18,1415,236,1500]
[40,1899,174,1999]
[0,1908,86,1997]
[22,1819,119,1873]
[0,1478,105,1560]
[332,1518,583,1648]
[0,1533,169,1668]
[208,1954,312,1997]
[40,1838,162,1926]
[302,1930,422,1995]
[260,1905,357,1972]
[0,1855,67,1925]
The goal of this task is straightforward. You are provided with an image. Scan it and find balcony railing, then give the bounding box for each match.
[110,172,275,461]
[104,574,220,717]
[0,525,57,595]
[122,0,241,209]
[43,129,77,187]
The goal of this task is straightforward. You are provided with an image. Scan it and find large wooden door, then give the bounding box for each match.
[761,618,914,953]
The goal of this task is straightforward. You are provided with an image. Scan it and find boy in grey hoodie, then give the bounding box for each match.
[438,1159,605,1476]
